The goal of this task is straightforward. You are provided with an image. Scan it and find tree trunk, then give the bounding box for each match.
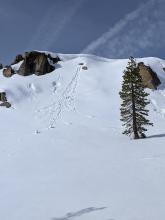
[131,83,139,139]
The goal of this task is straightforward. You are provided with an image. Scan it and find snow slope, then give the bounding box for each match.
[0,54,165,220]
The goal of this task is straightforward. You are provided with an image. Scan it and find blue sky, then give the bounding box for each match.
[0,0,164,64]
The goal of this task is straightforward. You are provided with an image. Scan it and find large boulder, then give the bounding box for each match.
[33,52,55,76]
[18,51,58,76]
[3,66,15,77]
[138,62,161,89]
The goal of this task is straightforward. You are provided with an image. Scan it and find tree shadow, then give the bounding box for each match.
[52,207,107,220]
[148,133,165,139]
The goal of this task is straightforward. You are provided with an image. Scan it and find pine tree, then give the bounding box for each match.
[119,57,153,139]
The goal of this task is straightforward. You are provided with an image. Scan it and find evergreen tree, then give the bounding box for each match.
[119,57,153,139]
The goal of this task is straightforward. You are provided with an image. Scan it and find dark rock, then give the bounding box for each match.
[3,66,15,77]
[47,53,61,64]
[0,101,11,108]
[0,92,11,108]
[0,63,3,69]
[82,66,88,70]
[11,54,24,65]
[34,53,55,75]
[0,92,7,102]
[138,62,161,89]
[18,51,56,76]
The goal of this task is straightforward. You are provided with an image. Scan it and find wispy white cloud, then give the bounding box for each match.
[28,0,86,50]
[82,0,165,58]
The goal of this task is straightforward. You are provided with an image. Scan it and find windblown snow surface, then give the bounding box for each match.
[0,54,165,220]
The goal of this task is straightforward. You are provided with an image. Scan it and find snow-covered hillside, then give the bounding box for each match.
[0,54,165,220]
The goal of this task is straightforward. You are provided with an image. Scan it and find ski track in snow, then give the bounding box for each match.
[37,65,81,129]
[52,207,107,220]
[49,65,81,128]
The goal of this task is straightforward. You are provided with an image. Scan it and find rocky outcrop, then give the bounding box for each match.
[18,51,59,76]
[138,62,161,89]
[2,51,60,77]
[3,66,15,77]
[0,63,3,70]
